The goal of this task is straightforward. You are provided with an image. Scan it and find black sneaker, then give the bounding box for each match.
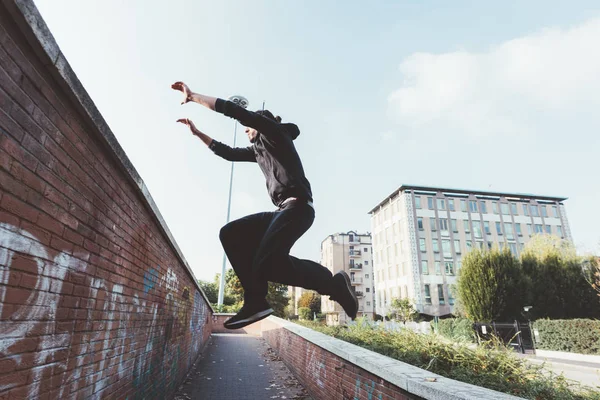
[329,271,358,320]
[223,300,274,330]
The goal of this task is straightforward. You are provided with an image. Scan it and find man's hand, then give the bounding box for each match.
[171,81,193,105]
[177,118,198,135]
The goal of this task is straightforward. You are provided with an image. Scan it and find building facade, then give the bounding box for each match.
[321,231,374,325]
[369,185,572,318]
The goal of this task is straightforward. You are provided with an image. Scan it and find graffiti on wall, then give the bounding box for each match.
[0,222,208,399]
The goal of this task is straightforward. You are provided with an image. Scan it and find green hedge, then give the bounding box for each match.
[433,318,477,343]
[533,319,600,355]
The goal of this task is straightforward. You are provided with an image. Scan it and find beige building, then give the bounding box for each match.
[369,185,572,318]
[321,231,374,325]
[288,286,307,315]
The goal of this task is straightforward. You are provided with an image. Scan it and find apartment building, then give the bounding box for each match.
[369,185,571,318]
[321,231,374,325]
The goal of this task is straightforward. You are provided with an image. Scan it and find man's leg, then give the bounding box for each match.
[219,212,273,303]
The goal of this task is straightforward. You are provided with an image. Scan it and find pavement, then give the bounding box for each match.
[520,354,600,390]
[173,333,312,400]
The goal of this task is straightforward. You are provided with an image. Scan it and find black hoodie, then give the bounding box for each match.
[209,98,313,208]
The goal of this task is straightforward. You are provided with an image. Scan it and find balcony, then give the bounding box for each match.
[350,277,363,285]
[349,263,363,270]
[349,250,362,258]
[355,291,364,298]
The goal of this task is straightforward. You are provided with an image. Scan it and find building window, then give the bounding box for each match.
[552,206,559,218]
[364,247,368,252]
[484,221,491,235]
[366,287,370,292]
[463,220,470,233]
[415,196,422,209]
[438,285,445,305]
[504,223,514,240]
[489,241,494,250]
[432,239,439,253]
[473,221,483,238]
[531,205,539,217]
[511,202,518,215]
[545,225,551,234]
[523,204,529,216]
[445,261,454,275]
[435,261,441,275]
[496,222,502,235]
[442,240,452,258]
[480,201,487,213]
[492,202,499,214]
[448,199,455,211]
[469,200,478,212]
[500,203,510,215]
[451,219,458,232]
[366,301,371,306]
[424,285,432,304]
[527,224,533,235]
[466,240,473,250]
[439,218,449,235]
[419,238,426,252]
[460,199,467,212]
[427,197,434,210]
[365,261,369,265]
[535,224,543,233]
[421,260,429,274]
[541,205,548,217]
[417,217,424,230]
[437,198,446,210]
[509,243,517,256]
[515,223,522,236]
[430,217,437,231]
[454,240,461,254]
[448,285,455,305]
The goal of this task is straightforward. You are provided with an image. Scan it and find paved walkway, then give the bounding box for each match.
[521,354,600,390]
[174,333,312,400]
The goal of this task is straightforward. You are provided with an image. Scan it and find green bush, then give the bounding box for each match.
[433,318,477,343]
[296,321,600,399]
[533,319,600,355]
[298,307,312,320]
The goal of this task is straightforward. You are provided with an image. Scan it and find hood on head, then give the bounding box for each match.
[283,123,300,140]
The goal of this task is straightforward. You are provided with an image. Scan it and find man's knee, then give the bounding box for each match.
[219,222,237,245]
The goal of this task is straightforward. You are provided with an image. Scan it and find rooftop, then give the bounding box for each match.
[369,184,568,214]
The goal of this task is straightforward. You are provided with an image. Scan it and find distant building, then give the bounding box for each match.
[369,184,571,318]
[321,231,374,325]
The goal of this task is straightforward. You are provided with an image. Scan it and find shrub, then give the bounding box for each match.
[533,319,600,355]
[433,318,477,343]
[298,307,312,320]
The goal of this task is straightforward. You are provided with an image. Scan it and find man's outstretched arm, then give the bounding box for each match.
[177,118,256,163]
[172,81,217,110]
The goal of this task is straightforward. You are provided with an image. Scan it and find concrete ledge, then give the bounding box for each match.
[535,349,600,365]
[262,317,521,400]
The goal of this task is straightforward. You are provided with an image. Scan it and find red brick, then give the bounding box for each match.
[18,272,37,289]
[0,169,31,202]
[11,161,44,195]
[20,220,52,246]
[0,209,19,229]
[36,212,64,236]
[0,194,39,223]
[9,104,45,143]
[50,234,74,254]
[7,254,39,275]
[0,147,12,172]
[63,227,84,246]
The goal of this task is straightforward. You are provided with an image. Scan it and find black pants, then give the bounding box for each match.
[219,201,333,302]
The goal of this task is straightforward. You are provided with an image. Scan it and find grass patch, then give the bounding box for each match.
[296,319,600,400]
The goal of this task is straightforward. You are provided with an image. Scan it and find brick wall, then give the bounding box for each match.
[0,2,212,399]
[261,318,419,400]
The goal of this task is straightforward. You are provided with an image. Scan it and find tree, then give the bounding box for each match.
[390,298,416,324]
[584,256,600,298]
[267,283,289,317]
[198,280,218,304]
[521,236,600,320]
[456,248,526,322]
[298,291,321,315]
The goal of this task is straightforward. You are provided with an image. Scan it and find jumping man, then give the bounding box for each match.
[171,81,358,329]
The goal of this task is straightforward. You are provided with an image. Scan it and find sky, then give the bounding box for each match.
[34,0,600,282]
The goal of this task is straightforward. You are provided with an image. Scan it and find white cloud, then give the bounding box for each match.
[388,17,600,137]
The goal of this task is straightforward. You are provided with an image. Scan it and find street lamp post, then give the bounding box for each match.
[217,95,249,307]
